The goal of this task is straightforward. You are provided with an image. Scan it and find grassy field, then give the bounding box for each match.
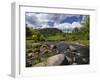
[64,40,89,46]
[47,34,65,41]
[46,34,89,46]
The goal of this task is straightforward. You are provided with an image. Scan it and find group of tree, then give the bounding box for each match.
[26,25,46,42]
[65,16,89,41]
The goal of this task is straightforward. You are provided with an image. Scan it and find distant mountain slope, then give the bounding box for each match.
[37,28,63,36]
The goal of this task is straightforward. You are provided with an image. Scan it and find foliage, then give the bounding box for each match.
[26,26,33,37]
[64,16,89,46]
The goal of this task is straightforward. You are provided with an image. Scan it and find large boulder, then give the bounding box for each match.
[47,54,66,66]
[34,54,69,67]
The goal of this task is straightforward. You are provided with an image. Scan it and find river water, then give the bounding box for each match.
[46,41,89,64]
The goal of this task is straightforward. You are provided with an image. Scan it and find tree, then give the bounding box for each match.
[73,27,79,34]
[26,26,33,37]
[32,30,46,42]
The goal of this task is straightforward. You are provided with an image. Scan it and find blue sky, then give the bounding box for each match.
[26,12,87,31]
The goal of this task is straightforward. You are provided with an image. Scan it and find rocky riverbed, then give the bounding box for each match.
[26,41,89,67]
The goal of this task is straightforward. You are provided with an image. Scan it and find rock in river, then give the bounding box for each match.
[34,54,69,67]
[47,54,68,66]
[50,44,56,49]
[69,45,77,52]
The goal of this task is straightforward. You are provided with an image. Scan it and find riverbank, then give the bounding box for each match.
[26,41,89,67]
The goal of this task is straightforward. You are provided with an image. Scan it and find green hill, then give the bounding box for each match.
[37,28,62,37]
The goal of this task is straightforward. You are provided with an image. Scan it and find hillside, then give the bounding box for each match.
[37,28,62,36]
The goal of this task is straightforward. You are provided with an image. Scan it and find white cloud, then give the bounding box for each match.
[54,23,72,30]
[26,13,54,28]
[72,22,82,28]
[26,13,83,31]
[41,23,51,28]
[53,22,82,31]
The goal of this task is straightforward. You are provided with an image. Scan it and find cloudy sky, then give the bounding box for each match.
[25,12,87,32]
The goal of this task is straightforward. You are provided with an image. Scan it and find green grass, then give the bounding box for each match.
[64,40,89,46]
[77,40,89,46]
[26,34,89,48]
[46,34,89,46]
[47,35,65,41]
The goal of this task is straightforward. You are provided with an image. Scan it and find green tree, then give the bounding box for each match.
[32,30,46,42]
[26,26,33,37]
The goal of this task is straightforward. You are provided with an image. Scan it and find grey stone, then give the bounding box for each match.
[27,53,32,57]
[76,53,81,56]
[47,54,65,66]
[66,56,72,63]
[82,58,87,62]
[69,45,77,52]
[34,54,69,66]
[50,44,56,49]
[32,43,41,48]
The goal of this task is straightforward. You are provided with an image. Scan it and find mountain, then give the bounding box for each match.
[37,28,62,36]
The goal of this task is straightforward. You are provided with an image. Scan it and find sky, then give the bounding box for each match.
[25,12,88,32]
